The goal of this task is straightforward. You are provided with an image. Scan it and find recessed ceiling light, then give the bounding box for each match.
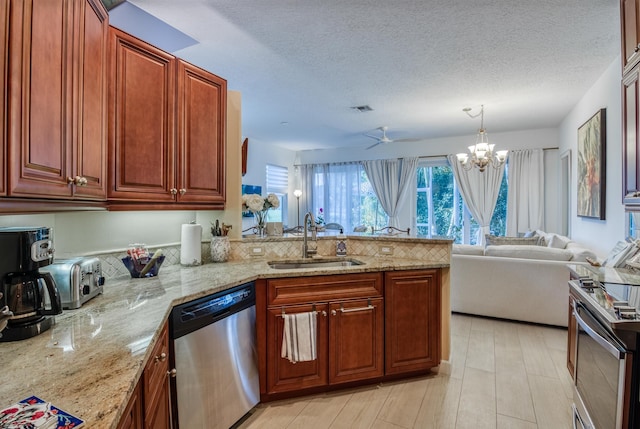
[351,105,373,112]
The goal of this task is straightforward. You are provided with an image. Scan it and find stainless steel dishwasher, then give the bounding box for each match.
[170,282,259,428]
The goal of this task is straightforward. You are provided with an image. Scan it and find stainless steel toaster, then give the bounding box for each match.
[42,257,105,309]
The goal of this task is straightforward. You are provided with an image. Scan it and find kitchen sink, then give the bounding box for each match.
[268,258,364,269]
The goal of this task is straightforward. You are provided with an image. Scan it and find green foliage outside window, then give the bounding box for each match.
[416,164,507,244]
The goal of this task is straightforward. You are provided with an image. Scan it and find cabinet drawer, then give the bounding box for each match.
[267,272,382,306]
[142,323,169,420]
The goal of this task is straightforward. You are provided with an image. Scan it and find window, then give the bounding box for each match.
[415,159,507,244]
[309,162,387,232]
[265,164,288,224]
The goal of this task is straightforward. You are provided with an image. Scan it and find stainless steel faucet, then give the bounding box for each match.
[302,212,317,258]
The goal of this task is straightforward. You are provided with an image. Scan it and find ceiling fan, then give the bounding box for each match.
[364,126,421,150]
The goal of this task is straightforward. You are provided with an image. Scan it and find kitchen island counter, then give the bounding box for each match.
[0,250,450,428]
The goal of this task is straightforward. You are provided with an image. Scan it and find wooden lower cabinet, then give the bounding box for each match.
[385,270,441,375]
[116,382,143,429]
[259,269,441,400]
[266,303,329,394]
[329,298,384,384]
[118,321,173,429]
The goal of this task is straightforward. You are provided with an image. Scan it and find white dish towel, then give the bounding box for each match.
[281,311,317,363]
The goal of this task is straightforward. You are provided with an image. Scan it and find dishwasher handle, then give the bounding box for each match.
[170,282,255,339]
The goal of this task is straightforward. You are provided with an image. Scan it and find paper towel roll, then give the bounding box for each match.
[180,223,202,266]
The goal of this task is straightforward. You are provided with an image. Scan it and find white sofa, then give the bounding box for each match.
[450,232,597,327]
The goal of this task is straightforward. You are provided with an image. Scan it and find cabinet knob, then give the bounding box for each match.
[170,188,178,195]
[168,368,177,378]
[155,352,167,363]
[179,188,186,195]
[331,310,337,316]
[67,176,88,186]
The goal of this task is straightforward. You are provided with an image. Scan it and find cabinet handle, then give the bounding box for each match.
[170,188,178,195]
[179,188,186,195]
[67,176,75,185]
[334,302,374,314]
[635,46,640,53]
[155,352,167,363]
[168,368,177,377]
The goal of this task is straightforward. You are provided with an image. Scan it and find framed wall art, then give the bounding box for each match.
[577,108,606,220]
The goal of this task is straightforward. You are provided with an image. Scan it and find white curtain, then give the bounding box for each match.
[362,157,419,228]
[447,154,505,246]
[506,149,544,236]
[299,162,368,232]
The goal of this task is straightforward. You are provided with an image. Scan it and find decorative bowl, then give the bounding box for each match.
[121,253,166,278]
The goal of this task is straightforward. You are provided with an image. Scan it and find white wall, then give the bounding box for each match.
[558,57,623,258]
[241,138,297,229]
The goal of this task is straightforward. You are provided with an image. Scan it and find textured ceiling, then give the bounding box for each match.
[123,0,620,151]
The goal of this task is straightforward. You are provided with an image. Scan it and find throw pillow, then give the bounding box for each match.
[547,234,571,249]
[484,234,545,247]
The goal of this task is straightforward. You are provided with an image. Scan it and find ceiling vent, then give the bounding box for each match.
[351,105,373,112]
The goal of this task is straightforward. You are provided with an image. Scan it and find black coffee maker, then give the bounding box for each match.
[0,227,62,341]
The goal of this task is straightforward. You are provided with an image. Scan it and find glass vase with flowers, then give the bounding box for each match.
[242,193,280,237]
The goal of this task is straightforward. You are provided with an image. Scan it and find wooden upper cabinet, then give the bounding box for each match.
[74,0,108,199]
[623,67,640,204]
[176,60,226,204]
[0,0,7,196]
[108,27,227,209]
[7,0,107,200]
[623,0,640,74]
[108,27,176,203]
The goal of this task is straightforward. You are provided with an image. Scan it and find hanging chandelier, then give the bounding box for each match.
[456,105,508,172]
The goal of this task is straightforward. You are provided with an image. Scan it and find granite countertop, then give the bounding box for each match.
[0,255,448,429]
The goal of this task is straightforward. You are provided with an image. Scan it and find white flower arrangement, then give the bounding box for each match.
[241,193,280,228]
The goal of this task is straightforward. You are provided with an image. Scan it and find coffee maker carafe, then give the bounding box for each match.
[0,227,62,341]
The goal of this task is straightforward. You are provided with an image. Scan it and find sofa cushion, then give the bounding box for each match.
[485,234,545,247]
[565,242,599,262]
[452,244,485,256]
[485,245,574,261]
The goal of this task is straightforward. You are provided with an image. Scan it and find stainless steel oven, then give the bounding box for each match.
[573,301,632,429]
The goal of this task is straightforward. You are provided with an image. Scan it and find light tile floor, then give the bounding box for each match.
[238,313,573,429]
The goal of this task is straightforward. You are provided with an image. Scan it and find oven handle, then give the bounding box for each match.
[574,303,625,359]
[572,404,587,429]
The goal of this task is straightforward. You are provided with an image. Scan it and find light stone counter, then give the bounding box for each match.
[0,238,451,429]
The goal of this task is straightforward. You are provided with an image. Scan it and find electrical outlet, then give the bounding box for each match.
[379,246,394,255]
[251,246,264,256]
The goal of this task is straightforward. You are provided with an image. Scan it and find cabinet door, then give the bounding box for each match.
[266,304,329,394]
[384,270,441,375]
[176,60,226,206]
[73,0,107,199]
[116,382,143,429]
[144,379,171,429]
[0,0,7,196]
[623,0,640,73]
[329,298,384,384]
[108,27,176,202]
[567,294,577,379]
[8,0,74,198]
[623,67,640,205]
[142,323,169,425]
